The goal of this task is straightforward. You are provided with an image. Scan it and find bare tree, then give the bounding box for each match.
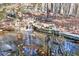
[76,4,79,17]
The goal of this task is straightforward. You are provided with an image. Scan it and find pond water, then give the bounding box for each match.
[0,32,79,56]
[23,32,79,56]
[50,39,79,56]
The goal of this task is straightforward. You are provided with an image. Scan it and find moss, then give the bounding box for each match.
[0,13,4,20]
[0,8,6,21]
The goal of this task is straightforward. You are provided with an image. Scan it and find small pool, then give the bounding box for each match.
[50,39,79,56]
[0,32,79,56]
[23,33,79,56]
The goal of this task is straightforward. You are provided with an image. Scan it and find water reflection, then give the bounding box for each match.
[0,32,79,56]
[23,32,79,56]
[49,36,79,56]
[0,35,17,56]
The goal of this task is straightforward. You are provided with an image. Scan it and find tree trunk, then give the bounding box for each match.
[69,3,75,16]
[76,4,79,17]
[42,3,45,12]
[51,3,53,12]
